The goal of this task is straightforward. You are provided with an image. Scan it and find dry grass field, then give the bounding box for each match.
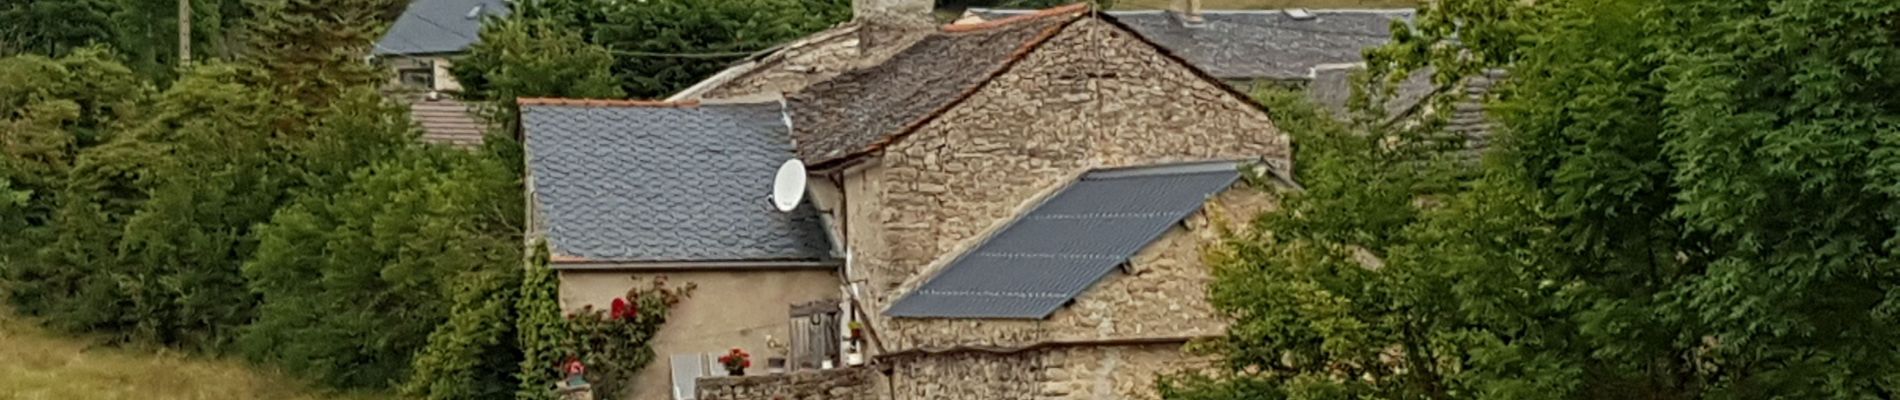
[0,311,389,400]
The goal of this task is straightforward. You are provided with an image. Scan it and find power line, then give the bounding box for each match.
[604,48,762,59]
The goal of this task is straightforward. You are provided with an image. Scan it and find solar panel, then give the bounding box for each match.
[884,161,1241,319]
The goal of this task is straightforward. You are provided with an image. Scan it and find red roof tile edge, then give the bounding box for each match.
[516,98,701,107]
[941,2,1089,33]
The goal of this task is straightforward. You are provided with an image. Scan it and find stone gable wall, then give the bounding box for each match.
[850,17,1286,349]
[822,17,1286,400]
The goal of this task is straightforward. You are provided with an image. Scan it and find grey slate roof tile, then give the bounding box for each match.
[521,102,835,263]
[885,161,1242,319]
[376,0,508,55]
[972,9,1412,80]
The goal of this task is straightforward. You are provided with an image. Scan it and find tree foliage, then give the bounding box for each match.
[451,18,625,102]
[460,0,849,99]
[1174,0,1900,398]
[0,0,120,58]
[242,0,404,107]
[244,141,523,390]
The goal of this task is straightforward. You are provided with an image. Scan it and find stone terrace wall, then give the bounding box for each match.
[697,368,881,400]
[851,16,1286,349]
[887,343,1218,400]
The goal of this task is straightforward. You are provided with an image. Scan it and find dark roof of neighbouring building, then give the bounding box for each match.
[1305,66,1506,155]
[969,8,1411,80]
[519,99,835,264]
[411,99,486,147]
[787,4,1086,166]
[884,161,1243,319]
[375,0,508,55]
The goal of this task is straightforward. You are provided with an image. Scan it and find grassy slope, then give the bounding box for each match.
[0,312,390,400]
[1114,0,1418,9]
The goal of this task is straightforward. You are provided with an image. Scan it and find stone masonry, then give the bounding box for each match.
[850,15,1285,331]
[833,16,1288,400]
[883,343,1222,400]
[697,368,882,400]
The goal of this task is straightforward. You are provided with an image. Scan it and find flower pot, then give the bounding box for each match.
[726,368,745,376]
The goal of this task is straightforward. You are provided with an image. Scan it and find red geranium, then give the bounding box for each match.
[717,347,751,371]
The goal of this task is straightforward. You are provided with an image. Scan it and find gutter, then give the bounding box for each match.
[875,335,1216,360]
[549,260,842,271]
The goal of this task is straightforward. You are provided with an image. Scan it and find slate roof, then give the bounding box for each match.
[788,5,1084,166]
[375,0,508,56]
[885,161,1243,319]
[1306,66,1506,155]
[969,9,1412,80]
[411,99,485,147]
[520,99,835,264]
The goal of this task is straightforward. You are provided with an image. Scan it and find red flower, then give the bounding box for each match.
[564,358,586,375]
[718,348,751,370]
[610,298,630,320]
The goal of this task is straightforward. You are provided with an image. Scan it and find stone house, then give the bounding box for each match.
[374,0,508,146]
[527,2,1315,399]
[517,98,846,400]
[375,0,506,93]
[677,2,1299,399]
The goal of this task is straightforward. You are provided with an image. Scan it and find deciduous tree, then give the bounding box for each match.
[1172,0,1900,398]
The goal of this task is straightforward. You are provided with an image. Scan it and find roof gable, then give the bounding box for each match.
[970,9,1411,80]
[788,4,1087,166]
[520,100,835,265]
[787,4,1279,169]
[884,161,1243,319]
[376,0,508,55]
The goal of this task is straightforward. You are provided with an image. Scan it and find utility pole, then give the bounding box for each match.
[178,0,191,66]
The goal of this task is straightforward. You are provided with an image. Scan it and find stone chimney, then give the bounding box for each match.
[1171,0,1204,25]
[853,0,934,26]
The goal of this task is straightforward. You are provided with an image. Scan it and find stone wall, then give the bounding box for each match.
[885,343,1219,400]
[848,17,1286,348]
[697,368,881,400]
[813,16,1288,400]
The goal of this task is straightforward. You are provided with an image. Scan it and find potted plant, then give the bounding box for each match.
[847,320,863,340]
[717,348,752,376]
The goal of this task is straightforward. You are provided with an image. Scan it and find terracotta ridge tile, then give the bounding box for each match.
[942,2,1089,33]
[516,97,701,108]
[549,253,595,263]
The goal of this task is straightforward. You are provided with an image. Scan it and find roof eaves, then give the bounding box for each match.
[549,258,843,271]
[944,3,1090,33]
[516,98,702,108]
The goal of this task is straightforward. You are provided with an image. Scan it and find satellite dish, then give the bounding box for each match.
[772,159,807,212]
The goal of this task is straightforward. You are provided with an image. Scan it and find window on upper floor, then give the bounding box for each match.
[399,67,435,90]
